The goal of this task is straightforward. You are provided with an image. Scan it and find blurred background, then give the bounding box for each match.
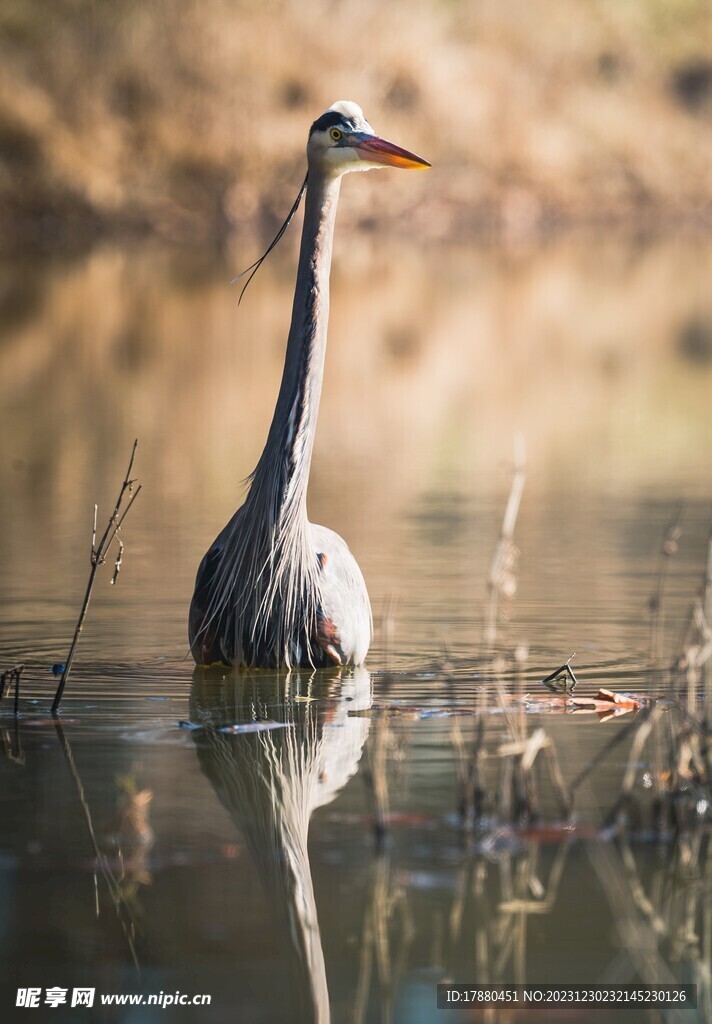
[2,0,712,247]
[0,0,711,661]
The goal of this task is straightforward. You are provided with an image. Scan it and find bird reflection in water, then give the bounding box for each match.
[190,666,372,1024]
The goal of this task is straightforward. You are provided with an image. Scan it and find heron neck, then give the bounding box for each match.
[250,170,341,519]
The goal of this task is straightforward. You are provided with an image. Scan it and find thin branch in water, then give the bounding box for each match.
[52,440,141,715]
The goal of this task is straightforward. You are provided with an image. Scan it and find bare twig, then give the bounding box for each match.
[111,539,125,586]
[52,440,141,714]
[91,503,97,559]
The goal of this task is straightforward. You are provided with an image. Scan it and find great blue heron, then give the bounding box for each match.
[189,101,430,668]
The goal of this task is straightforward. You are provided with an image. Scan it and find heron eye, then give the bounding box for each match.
[330,128,342,142]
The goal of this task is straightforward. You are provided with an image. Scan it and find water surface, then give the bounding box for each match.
[1,238,711,1022]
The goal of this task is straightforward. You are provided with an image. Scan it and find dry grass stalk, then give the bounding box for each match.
[451,672,571,830]
[704,523,712,708]
[52,440,141,714]
[611,512,712,842]
[380,595,398,672]
[484,435,526,650]
[496,723,571,821]
[450,690,492,829]
[353,851,414,1024]
[667,519,712,809]
[602,516,710,850]
[588,833,710,1015]
[649,504,683,665]
[444,840,570,997]
[570,713,641,796]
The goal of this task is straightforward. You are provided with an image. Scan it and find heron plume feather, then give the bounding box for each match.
[231,173,308,305]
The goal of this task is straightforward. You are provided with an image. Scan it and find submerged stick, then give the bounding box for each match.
[0,664,24,717]
[52,440,141,715]
[540,654,578,694]
[53,719,140,971]
[1,721,24,764]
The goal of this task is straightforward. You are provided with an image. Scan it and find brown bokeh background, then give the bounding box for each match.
[1,0,712,250]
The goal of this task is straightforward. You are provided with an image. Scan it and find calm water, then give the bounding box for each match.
[1,238,711,1022]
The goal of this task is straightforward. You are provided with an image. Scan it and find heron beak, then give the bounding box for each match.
[351,133,431,170]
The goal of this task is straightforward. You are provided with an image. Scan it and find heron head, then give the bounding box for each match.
[233,102,429,302]
[307,100,430,175]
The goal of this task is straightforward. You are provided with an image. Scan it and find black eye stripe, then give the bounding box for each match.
[309,111,358,137]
